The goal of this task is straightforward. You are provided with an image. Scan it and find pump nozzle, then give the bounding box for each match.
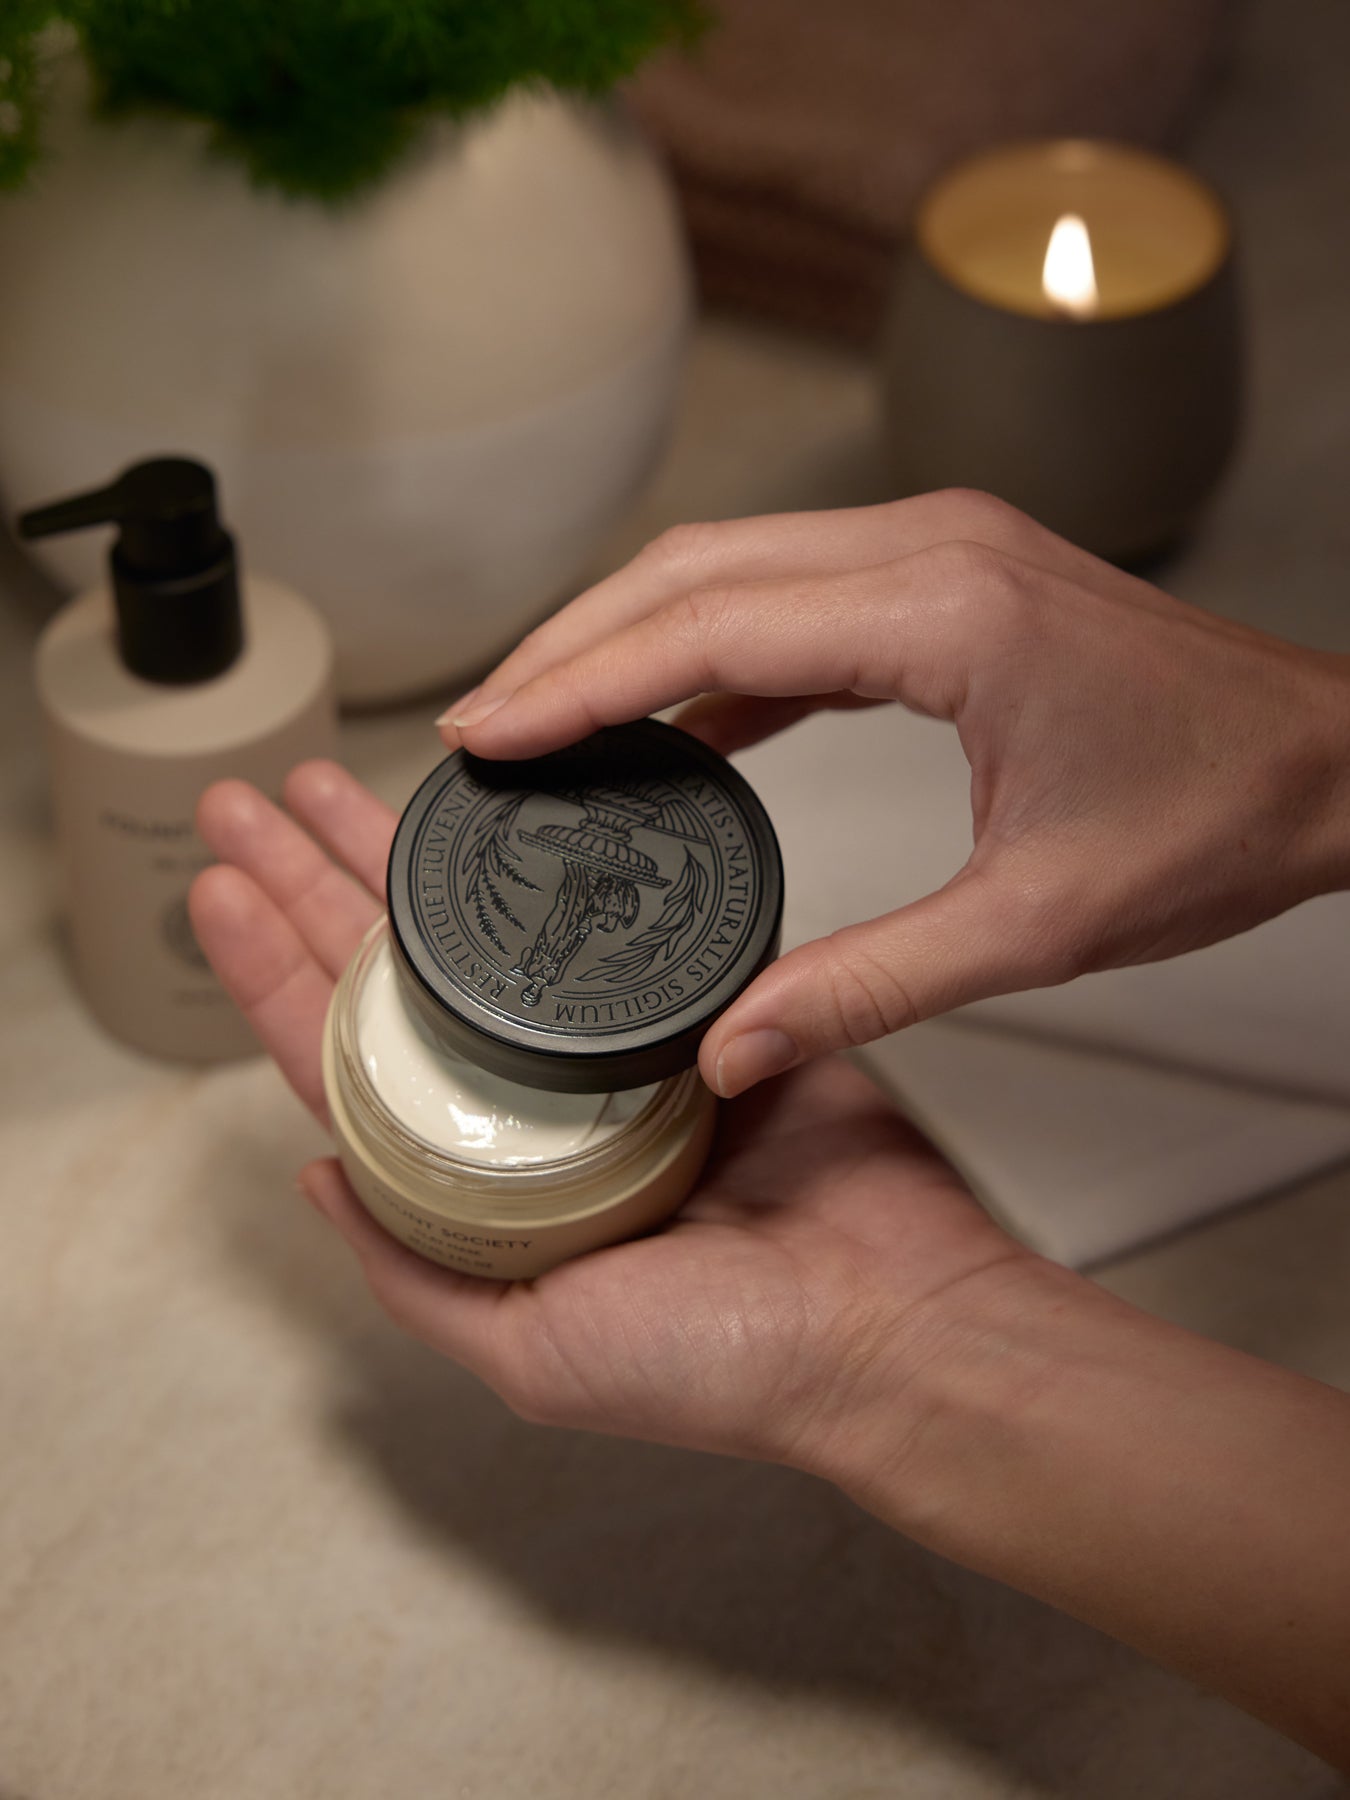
[18,478,126,540]
[19,458,243,685]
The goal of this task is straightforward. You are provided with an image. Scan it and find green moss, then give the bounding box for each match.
[0,5,60,190]
[0,0,708,200]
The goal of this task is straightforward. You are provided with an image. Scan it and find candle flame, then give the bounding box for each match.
[1042,212,1099,317]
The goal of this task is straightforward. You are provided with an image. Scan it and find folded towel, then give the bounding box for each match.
[865,1018,1350,1268]
[629,0,1232,338]
[736,700,1350,1266]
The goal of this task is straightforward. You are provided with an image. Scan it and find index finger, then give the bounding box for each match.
[453,543,994,761]
[440,492,1146,749]
[449,505,920,726]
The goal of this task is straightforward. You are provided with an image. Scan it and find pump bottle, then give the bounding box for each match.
[21,458,337,1061]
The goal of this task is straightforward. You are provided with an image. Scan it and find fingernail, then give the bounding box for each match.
[714,1029,798,1098]
[435,686,479,728]
[452,692,511,731]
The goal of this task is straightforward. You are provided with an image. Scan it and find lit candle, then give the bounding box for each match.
[882,140,1242,563]
[1041,214,1098,318]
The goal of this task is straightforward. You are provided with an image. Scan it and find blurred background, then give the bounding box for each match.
[0,0,1269,702]
[2,3,1349,1795]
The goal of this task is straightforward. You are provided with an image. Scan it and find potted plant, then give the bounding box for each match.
[0,3,705,703]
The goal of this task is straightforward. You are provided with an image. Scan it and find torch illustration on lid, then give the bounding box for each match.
[387,721,784,1093]
[513,787,714,1008]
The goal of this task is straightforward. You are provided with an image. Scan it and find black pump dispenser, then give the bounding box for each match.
[19,459,244,685]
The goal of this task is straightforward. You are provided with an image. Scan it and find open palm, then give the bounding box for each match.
[190,761,1028,1470]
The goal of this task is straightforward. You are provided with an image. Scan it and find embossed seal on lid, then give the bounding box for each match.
[386,720,784,1092]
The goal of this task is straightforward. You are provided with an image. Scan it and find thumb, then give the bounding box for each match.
[700,866,1054,1097]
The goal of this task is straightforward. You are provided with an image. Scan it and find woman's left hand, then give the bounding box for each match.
[189,761,1030,1472]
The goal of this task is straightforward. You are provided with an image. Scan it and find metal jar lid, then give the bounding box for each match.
[386,719,784,1093]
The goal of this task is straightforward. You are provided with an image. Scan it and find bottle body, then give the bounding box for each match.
[37,574,336,1061]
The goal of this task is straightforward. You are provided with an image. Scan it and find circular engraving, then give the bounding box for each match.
[413,764,760,1037]
[387,720,783,1090]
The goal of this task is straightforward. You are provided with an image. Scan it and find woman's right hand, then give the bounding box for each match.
[440,490,1350,1098]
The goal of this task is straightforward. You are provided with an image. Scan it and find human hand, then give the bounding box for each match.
[189,766,1350,1767]
[189,762,1031,1469]
[439,490,1350,1097]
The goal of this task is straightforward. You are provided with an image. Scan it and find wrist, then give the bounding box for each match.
[789,1249,1080,1532]
[1289,648,1350,894]
[796,1242,1350,1764]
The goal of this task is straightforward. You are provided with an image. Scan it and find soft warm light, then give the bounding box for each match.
[1042,213,1099,317]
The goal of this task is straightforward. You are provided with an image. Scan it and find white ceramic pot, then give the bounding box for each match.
[0,61,691,703]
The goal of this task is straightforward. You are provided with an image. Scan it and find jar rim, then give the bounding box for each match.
[329,918,700,1207]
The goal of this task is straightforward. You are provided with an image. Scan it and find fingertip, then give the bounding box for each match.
[195,776,263,843]
[451,693,511,734]
[434,688,473,751]
[698,1026,733,1096]
[296,1159,335,1218]
[282,758,349,814]
[186,860,257,936]
[437,686,514,753]
[709,1027,800,1098]
[450,684,576,761]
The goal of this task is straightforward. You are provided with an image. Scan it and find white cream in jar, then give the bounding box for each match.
[355,935,657,1166]
[323,919,718,1281]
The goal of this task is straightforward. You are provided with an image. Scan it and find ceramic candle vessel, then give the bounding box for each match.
[882,139,1242,563]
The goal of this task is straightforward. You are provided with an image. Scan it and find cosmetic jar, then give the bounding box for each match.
[322,720,783,1280]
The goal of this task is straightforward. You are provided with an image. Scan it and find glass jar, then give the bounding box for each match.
[321,718,782,1281]
[323,919,718,1281]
